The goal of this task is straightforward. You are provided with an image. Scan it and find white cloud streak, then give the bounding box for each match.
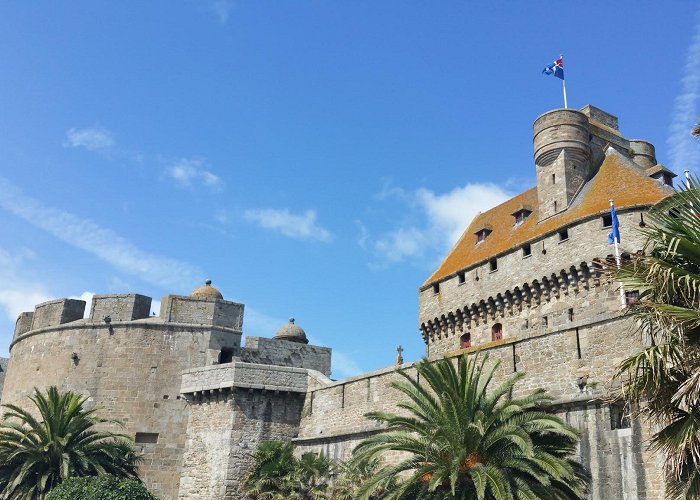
[0,248,52,324]
[165,159,222,189]
[367,182,511,266]
[244,208,332,242]
[65,126,114,151]
[668,9,700,172]
[0,176,202,291]
[209,0,234,24]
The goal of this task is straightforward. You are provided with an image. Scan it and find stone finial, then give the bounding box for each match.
[396,344,404,365]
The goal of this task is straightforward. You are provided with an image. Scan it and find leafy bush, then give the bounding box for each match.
[45,475,158,500]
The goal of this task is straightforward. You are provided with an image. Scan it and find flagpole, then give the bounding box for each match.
[561,55,568,108]
[610,199,625,307]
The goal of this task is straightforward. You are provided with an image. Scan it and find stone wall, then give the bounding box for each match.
[178,389,304,499]
[242,336,332,376]
[296,309,664,498]
[419,211,648,356]
[3,296,243,500]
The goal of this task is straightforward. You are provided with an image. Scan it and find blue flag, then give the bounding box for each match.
[608,204,620,244]
[542,56,564,80]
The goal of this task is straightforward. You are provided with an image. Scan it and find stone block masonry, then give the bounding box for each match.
[178,389,304,499]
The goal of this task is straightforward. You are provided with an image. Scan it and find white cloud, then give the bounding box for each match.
[244,307,285,337]
[0,248,52,324]
[0,176,202,291]
[165,159,221,189]
[150,299,161,317]
[244,208,332,242]
[69,291,95,318]
[65,126,114,151]
[209,0,234,24]
[668,8,700,173]
[329,351,363,379]
[365,182,511,267]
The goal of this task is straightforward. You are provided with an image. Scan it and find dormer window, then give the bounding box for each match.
[475,228,491,243]
[512,207,532,226]
[647,165,676,187]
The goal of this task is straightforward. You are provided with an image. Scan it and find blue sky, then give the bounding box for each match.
[1,2,699,378]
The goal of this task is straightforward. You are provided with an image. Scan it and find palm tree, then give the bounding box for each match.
[353,354,588,500]
[0,386,141,499]
[243,440,297,499]
[611,182,700,499]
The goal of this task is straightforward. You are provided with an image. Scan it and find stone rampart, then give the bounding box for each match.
[296,311,663,498]
[180,362,318,394]
[242,336,332,376]
[3,294,244,500]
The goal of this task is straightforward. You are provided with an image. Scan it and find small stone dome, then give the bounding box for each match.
[190,279,223,300]
[274,317,308,344]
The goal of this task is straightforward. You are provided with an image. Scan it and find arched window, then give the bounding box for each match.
[492,323,503,341]
[460,332,471,349]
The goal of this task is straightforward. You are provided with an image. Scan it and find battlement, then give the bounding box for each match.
[242,336,332,376]
[159,295,244,331]
[90,294,152,322]
[31,298,86,331]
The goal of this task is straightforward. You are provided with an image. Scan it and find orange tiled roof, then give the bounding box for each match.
[423,152,673,287]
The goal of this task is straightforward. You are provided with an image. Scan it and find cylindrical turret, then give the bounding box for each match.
[629,140,657,169]
[533,109,591,168]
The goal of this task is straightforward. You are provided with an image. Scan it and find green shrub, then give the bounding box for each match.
[45,474,158,500]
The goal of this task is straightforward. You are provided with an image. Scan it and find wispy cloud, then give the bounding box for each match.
[209,0,234,24]
[244,208,332,242]
[65,126,114,151]
[165,159,222,190]
[363,181,511,267]
[668,8,700,172]
[0,176,202,291]
[0,248,52,324]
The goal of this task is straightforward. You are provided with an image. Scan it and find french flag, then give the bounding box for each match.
[542,56,564,80]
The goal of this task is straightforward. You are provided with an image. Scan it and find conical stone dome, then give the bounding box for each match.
[190,279,223,300]
[273,317,308,344]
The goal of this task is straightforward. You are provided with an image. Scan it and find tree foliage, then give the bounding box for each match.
[243,440,392,499]
[353,354,588,500]
[612,182,700,499]
[0,386,141,499]
[45,475,157,500]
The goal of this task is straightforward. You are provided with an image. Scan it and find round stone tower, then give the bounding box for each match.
[629,140,657,169]
[532,109,592,220]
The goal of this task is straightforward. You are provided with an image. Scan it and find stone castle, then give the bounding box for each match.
[0,105,677,499]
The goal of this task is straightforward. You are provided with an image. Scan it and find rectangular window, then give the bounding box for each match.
[610,403,631,430]
[558,228,569,241]
[489,258,498,272]
[552,173,556,184]
[458,272,466,285]
[602,214,612,227]
[432,283,440,295]
[625,290,640,304]
[568,308,574,322]
[542,316,548,328]
[522,244,531,257]
[135,432,159,444]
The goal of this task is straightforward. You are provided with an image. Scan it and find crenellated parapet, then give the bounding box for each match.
[419,260,608,344]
